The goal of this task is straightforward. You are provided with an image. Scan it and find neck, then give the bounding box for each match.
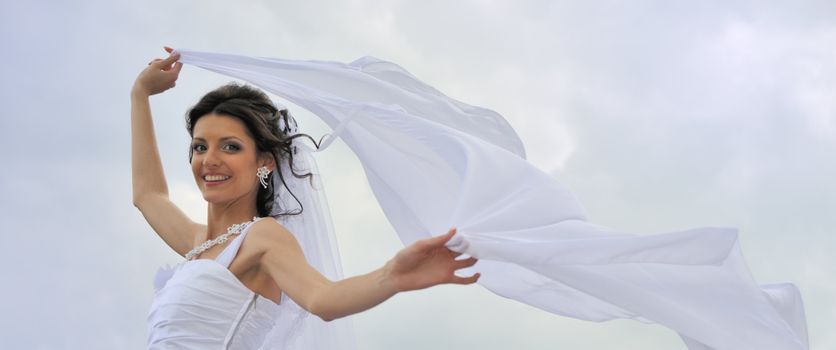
[205,197,259,240]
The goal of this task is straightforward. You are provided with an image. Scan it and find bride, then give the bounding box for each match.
[132,47,481,349]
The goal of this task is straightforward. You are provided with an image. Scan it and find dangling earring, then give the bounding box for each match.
[257,166,270,189]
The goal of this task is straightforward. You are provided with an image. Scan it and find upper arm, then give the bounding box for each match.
[134,193,204,257]
[251,220,332,313]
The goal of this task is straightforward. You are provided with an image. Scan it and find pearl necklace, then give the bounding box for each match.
[185,217,259,261]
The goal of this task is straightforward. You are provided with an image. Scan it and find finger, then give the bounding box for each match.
[164,46,173,53]
[161,54,181,72]
[159,51,180,66]
[428,227,456,246]
[452,272,480,285]
[415,228,454,250]
[455,257,478,269]
[417,228,459,253]
[149,56,175,70]
[171,61,183,75]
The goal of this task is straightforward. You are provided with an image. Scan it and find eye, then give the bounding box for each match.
[191,144,206,152]
[223,143,241,151]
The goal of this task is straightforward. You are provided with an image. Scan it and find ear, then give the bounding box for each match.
[259,152,277,172]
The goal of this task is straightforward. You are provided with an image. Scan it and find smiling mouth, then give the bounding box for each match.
[203,175,231,185]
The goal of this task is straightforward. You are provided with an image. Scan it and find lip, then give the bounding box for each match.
[204,179,229,186]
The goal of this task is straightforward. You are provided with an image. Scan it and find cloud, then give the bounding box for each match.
[1,0,833,349]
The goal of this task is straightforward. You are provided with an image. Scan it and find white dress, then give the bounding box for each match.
[147,217,282,349]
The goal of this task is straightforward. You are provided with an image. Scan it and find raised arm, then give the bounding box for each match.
[131,48,204,256]
[254,219,480,322]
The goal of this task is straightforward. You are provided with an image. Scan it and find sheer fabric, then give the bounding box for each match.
[176,49,808,350]
[263,130,357,350]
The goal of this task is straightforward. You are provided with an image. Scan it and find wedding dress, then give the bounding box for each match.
[147,217,280,349]
[162,49,808,350]
[147,135,355,350]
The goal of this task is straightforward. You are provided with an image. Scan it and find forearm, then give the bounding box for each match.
[264,226,477,322]
[131,88,169,203]
[310,262,399,322]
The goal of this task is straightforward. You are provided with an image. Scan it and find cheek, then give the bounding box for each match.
[191,161,202,181]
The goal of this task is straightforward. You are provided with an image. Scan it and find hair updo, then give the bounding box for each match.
[185,82,322,218]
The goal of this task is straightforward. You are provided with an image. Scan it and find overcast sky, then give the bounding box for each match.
[1,0,834,349]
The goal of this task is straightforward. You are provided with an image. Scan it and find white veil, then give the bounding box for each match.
[177,49,808,350]
[262,105,356,350]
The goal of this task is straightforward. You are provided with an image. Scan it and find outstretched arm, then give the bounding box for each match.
[131,48,203,256]
[131,50,180,201]
[256,220,480,322]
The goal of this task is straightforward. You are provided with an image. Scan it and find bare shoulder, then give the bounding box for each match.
[247,218,303,255]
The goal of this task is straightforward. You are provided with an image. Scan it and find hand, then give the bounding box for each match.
[132,46,182,97]
[384,228,480,292]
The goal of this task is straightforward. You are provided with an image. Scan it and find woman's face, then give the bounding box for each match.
[190,113,269,206]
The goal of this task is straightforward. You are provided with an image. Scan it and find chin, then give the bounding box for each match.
[200,187,247,205]
[200,188,228,202]
[201,193,221,204]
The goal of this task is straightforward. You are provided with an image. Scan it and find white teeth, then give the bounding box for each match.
[204,175,230,182]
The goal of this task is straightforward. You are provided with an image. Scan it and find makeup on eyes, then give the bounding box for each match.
[191,140,243,152]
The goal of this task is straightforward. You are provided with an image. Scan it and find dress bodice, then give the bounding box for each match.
[147,217,283,349]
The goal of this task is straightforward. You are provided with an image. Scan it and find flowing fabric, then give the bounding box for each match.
[264,121,357,350]
[176,49,808,350]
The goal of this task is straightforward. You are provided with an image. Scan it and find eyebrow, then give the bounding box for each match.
[192,136,243,143]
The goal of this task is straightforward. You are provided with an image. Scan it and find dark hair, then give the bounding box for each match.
[185,82,324,218]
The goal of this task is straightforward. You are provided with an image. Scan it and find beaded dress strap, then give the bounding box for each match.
[215,217,268,268]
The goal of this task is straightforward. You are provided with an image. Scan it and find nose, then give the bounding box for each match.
[202,147,222,168]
